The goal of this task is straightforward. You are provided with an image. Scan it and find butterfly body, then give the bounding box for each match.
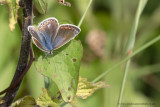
[28,17,81,53]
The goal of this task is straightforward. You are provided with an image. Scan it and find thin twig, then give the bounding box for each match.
[0,48,34,96]
[0,0,33,106]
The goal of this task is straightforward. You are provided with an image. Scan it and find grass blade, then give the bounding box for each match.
[78,0,93,27]
[92,34,160,83]
[118,0,148,106]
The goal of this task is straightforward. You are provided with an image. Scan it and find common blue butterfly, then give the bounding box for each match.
[28,17,81,54]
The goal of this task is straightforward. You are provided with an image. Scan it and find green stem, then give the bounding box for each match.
[125,0,148,52]
[92,34,160,83]
[117,60,130,106]
[118,0,147,107]
[78,0,93,27]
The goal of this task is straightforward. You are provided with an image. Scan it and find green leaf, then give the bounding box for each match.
[11,96,36,107]
[33,0,47,14]
[35,40,83,102]
[6,0,20,31]
[76,76,108,99]
[37,88,59,107]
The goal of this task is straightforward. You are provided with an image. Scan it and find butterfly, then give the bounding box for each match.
[28,17,81,54]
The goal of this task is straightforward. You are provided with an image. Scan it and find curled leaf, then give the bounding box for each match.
[37,88,59,107]
[6,0,20,31]
[76,76,108,99]
[11,96,36,107]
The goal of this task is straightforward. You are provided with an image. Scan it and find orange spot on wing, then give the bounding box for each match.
[69,27,71,29]
[33,38,38,45]
[65,27,68,29]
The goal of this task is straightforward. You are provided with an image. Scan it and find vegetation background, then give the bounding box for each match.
[0,0,160,106]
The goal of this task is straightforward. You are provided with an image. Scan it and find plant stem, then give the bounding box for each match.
[117,60,130,106]
[0,49,34,96]
[92,34,160,83]
[0,0,33,106]
[125,0,148,52]
[78,0,93,27]
[118,0,147,107]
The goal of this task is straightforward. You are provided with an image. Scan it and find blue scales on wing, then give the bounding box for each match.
[28,17,59,52]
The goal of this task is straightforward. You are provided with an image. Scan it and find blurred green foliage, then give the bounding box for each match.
[0,0,160,106]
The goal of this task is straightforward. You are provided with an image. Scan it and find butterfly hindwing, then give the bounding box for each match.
[32,38,50,52]
[28,26,50,52]
[53,24,81,50]
[28,26,41,41]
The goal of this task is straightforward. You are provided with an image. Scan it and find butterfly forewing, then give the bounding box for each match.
[37,17,59,41]
[53,24,81,50]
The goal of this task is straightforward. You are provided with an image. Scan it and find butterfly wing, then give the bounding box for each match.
[28,17,59,52]
[28,26,50,52]
[37,17,59,41]
[53,24,81,50]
